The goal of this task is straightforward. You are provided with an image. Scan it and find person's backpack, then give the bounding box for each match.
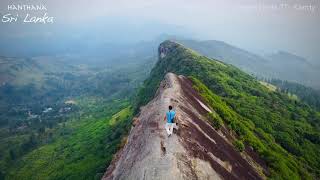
[168,110,175,123]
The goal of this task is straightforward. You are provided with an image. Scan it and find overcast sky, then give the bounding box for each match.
[0,0,319,63]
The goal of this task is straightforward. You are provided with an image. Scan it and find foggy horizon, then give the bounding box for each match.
[1,1,320,179]
[0,0,319,64]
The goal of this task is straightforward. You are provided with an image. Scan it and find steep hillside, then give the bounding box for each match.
[0,53,152,178]
[103,73,266,180]
[176,39,320,89]
[129,41,320,179]
[267,79,320,111]
[6,103,132,180]
[176,39,268,75]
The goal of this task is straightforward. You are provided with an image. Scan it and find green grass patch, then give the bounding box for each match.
[233,140,245,152]
[6,105,133,180]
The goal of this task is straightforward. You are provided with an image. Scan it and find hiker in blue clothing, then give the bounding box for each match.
[164,105,176,137]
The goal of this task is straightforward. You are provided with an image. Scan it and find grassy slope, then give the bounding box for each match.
[136,40,320,179]
[0,53,152,179]
[6,102,133,180]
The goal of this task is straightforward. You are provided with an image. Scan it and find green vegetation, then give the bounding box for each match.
[0,55,152,179]
[267,78,320,111]
[206,112,223,130]
[136,40,320,179]
[259,81,277,92]
[2,40,320,179]
[5,100,132,180]
[233,140,245,152]
[177,39,320,90]
[12,105,130,179]
[190,77,313,179]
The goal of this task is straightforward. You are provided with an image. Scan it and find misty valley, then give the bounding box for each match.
[1,0,320,179]
[0,38,319,179]
[0,49,156,179]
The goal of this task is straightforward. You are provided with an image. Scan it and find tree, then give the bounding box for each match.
[0,171,5,180]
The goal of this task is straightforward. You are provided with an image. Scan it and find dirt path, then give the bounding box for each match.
[102,73,265,180]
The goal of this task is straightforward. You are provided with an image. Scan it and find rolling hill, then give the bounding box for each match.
[0,50,154,179]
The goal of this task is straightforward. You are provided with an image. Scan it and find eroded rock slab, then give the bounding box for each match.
[102,73,265,180]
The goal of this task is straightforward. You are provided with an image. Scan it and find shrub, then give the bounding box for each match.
[233,140,245,152]
[207,112,223,129]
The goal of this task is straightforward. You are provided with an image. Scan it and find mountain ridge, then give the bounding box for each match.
[103,72,266,180]
[111,40,320,179]
[174,39,320,89]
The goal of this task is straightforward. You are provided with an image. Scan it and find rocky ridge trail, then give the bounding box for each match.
[102,72,266,180]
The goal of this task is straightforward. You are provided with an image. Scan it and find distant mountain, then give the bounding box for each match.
[174,39,320,89]
[121,40,320,179]
[176,39,268,75]
[267,51,310,64]
[0,56,89,87]
[264,51,318,87]
[0,43,155,124]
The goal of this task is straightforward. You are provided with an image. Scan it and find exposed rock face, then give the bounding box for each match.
[102,73,266,180]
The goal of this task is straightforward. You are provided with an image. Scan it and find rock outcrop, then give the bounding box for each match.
[102,72,266,180]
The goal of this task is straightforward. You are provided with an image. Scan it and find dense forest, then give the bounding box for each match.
[0,55,154,179]
[265,78,320,111]
[136,41,320,179]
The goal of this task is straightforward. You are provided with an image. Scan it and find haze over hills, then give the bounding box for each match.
[0,48,155,179]
[2,33,318,89]
[176,39,320,89]
[264,51,318,86]
[0,0,319,179]
[1,38,319,179]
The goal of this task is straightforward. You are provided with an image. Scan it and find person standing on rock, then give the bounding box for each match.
[164,105,176,137]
